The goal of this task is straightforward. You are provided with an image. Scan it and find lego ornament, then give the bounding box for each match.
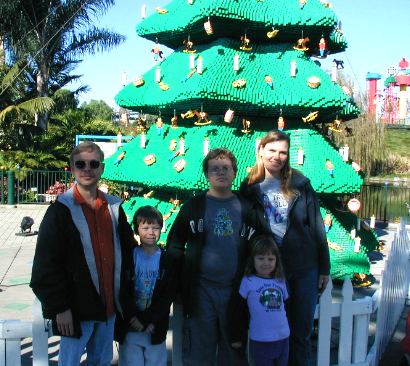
[181,110,196,119]
[169,139,177,151]
[354,237,361,253]
[232,78,246,88]
[168,150,180,161]
[240,35,252,51]
[141,3,147,18]
[203,137,210,156]
[264,75,273,89]
[277,116,285,131]
[325,159,334,177]
[302,111,319,123]
[318,37,327,58]
[171,110,178,129]
[329,118,343,132]
[183,38,196,53]
[324,211,332,233]
[197,56,203,74]
[179,138,185,155]
[156,117,164,136]
[267,28,279,39]
[233,54,240,72]
[144,154,156,166]
[159,81,170,91]
[307,76,321,88]
[133,75,144,87]
[114,151,126,166]
[194,111,212,126]
[290,60,297,77]
[189,54,195,69]
[299,0,307,9]
[347,198,361,213]
[297,147,304,165]
[293,37,309,51]
[155,66,161,83]
[188,0,193,4]
[333,59,344,69]
[140,133,146,149]
[155,6,168,14]
[224,109,235,123]
[151,43,163,62]
[204,18,213,35]
[241,119,252,134]
[174,159,186,172]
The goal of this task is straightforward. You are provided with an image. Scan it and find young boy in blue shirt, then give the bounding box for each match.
[116,205,175,366]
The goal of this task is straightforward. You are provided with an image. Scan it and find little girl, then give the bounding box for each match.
[231,234,289,366]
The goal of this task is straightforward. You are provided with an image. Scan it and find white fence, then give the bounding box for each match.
[1,221,409,366]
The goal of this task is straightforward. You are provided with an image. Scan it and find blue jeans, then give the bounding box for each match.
[118,331,167,366]
[286,268,318,366]
[58,315,115,366]
[182,283,247,366]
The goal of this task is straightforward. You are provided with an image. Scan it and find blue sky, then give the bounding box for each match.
[70,0,410,108]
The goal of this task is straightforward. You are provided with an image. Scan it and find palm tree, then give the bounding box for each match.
[0,0,125,130]
[0,57,54,150]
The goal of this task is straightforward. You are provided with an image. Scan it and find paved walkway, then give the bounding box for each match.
[0,204,408,365]
[0,204,47,321]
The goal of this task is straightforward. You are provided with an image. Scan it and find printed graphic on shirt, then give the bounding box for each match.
[135,267,160,311]
[263,193,287,224]
[259,287,283,311]
[213,208,234,237]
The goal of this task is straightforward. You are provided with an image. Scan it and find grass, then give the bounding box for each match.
[385,128,410,159]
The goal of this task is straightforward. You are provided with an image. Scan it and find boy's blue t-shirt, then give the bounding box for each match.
[133,246,161,311]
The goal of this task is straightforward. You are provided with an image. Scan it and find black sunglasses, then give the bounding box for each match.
[74,160,101,170]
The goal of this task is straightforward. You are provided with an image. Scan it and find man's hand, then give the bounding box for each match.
[318,275,330,292]
[56,309,74,336]
[129,316,144,331]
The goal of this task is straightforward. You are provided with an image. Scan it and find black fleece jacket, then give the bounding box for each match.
[240,172,330,275]
[165,192,259,318]
[30,200,137,332]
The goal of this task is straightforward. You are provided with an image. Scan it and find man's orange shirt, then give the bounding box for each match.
[74,185,115,316]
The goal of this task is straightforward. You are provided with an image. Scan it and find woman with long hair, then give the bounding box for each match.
[240,130,330,366]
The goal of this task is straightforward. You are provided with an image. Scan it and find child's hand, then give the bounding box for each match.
[231,342,242,349]
[145,323,155,334]
[129,316,144,331]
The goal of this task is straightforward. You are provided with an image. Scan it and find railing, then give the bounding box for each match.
[367,219,410,365]
[0,170,71,205]
[359,183,410,222]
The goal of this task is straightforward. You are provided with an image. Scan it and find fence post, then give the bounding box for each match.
[32,298,49,366]
[7,171,14,206]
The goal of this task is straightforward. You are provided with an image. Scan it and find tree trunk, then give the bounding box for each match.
[36,63,49,131]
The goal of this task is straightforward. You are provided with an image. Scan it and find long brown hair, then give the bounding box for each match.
[245,235,285,280]
[247,130,295,199]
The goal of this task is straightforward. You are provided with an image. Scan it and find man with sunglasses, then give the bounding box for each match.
[31,142,136,365]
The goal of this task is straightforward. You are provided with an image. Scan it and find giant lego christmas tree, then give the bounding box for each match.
[103,0,377,280]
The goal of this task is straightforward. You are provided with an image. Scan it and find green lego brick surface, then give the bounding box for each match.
[116,39,357,121]
[137,0,346,53]
[102,120,362,194]
[319,206,376,279]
